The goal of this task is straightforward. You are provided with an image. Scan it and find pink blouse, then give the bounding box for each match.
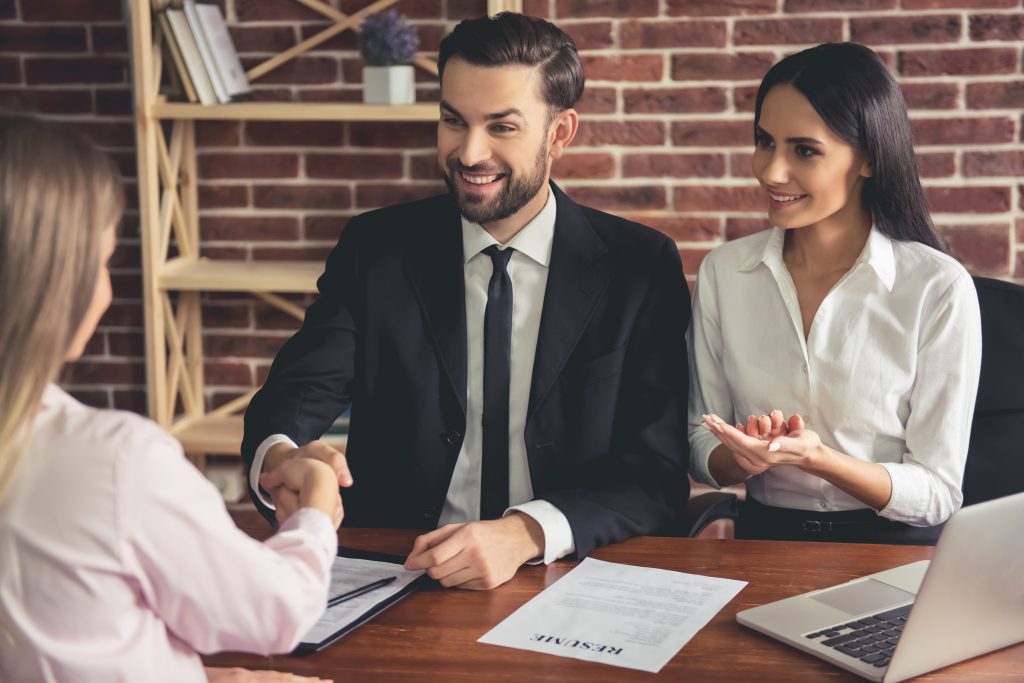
[0,385,337,682]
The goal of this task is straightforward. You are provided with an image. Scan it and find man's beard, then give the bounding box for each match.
[442,144,548,225]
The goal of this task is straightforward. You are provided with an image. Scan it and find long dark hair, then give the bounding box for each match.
[438,12,584,112]
[753,43,943,251]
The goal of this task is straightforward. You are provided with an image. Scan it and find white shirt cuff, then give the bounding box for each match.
[279,506,339,561]
[504,499,575,565]
[250,434,298,511]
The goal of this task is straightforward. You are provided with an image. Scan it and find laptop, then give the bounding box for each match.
[736,491,1024,682]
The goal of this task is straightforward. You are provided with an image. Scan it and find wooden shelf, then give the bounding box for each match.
[171,415,347,456]
[159,258,323,293]
[151,101,440,122]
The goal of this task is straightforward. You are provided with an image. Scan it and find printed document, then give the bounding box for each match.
[300,556,424,645]
[479,558,746,672]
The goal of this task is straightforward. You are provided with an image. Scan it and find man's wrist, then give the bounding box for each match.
[262,442,295,474]
[502,512,545,564]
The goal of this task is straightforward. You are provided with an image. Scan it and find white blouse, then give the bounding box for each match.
[688,227,982,526]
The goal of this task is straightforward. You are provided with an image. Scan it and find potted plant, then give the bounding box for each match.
[359,9,419,105]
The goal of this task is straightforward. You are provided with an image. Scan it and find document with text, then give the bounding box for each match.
[478,558,747,673]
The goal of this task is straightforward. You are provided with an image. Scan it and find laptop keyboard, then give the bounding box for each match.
[804,604,912,669]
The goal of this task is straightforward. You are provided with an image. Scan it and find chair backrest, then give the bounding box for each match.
[961,276,1024,505]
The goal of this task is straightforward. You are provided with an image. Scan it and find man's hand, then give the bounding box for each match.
[259,457,344,529]
[204,666,331,682]
[261,440,352,525]
[403,513,545,590]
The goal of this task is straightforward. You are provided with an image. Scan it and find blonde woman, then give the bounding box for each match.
[0,114,344,682]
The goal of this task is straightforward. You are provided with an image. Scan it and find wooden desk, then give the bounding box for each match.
[205,511,1024,681]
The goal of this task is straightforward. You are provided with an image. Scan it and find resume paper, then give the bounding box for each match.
[478,558,746,672]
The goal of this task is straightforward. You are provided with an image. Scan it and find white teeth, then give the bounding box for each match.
[462,173,499,185]
[769,192,805,202]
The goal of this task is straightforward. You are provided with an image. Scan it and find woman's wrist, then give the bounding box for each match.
[797,442,832,475]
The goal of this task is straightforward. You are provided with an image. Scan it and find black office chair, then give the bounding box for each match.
[678,275,1024,538]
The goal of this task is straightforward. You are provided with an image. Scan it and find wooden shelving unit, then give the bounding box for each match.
[128,0,521,468]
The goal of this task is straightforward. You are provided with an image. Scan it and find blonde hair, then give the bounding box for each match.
[0,114,124,501]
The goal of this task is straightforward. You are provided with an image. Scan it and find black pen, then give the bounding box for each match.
[326,576,397,608]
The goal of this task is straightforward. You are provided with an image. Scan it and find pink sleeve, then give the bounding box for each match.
[116,422,337,655]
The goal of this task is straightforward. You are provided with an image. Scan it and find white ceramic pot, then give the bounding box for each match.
[362,65,415,105]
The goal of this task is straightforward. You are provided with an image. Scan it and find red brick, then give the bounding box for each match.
[411,153,442,180]
[199,153,299,179]
[667,0,776,16]
[966,81,1024,109]
[552,153,617,179]
[254,302,310,331]
[0,88,91,114]
[111,390,146,414]
[22,0,121,21]
[349,122,436,148]
[581,55,664,82]
[204,361,254,386]
[1015,249,1024,280]
[305,215,353,241]
[196,121,242,147]
[63,360,144,386]
[625,215,723,242]
[25,56,126,85]
[101,301,143,328]
[308,152,403,179]
[556,0,659,17]
[730,153,755,178]
[66,388,111,409]
[0,26,87,52]
[850,15,961,44]
[110,274,142,299]
[107,331,145,357]
[912,117,1014,145]
[575,121,665,147]
[0,57,19,84]
[199,185,249,208]
[246,121,345,147]
[253,246,332,261]
[200,246,248,260]
[1017,218,1024,242]
[355,183,444,208]
[91,25,128,54]
[623,153,726,178]
[970,13,1024,40]
[235,0,327,21]
[680,248,712,274]
[620,20,727,49]
[733,18,843,46]
[246,87,293,102]
[0,0,14,19]
[900,83,959,110]
[339,0,442,18]
[521,0,550,17]
[733,85,759,113]
[254,185,352,210]
[229,26,298,54]
[917,152,956,178]
[672,52,775,81]
[78,334,107,358]
[76,121,134,148]
[726,217,771,239]
[903,0,1017,7]
[201,216,300,242]
[95,88,131,116]
[202,303,252,329]
[899,48,1016,77]
[675,185,764,211]
[205,333,289,359]
[562,21,614,51]
[566,185,667,211]
[297,24,359,52]
[624,87,727,114]
[784,0,894,11]
[925,186,1010,214]
[963,151,1024,177]
[938,223,1010,275]
[672,120,751,147]
[297,88,363,104]
[241,56,337,85]
[576,87,616,114]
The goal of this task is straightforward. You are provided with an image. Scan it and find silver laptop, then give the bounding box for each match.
[736,491,1024,682]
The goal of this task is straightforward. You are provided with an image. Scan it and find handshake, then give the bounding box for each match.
[258,441,351,529]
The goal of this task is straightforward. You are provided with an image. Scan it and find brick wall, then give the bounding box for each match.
[1,0,1022,416]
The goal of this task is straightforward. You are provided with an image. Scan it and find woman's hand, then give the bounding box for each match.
[204,666,331,682]
[703,411,816,476]
[259,458,344,529]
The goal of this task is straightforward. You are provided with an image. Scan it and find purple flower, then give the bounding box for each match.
[359,10,420,66]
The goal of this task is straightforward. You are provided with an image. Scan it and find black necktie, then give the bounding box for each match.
[481,245,513,520]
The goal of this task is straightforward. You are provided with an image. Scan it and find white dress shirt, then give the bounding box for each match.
[253,187,575,563]
[0,385,337,683]
[688,226,982,527]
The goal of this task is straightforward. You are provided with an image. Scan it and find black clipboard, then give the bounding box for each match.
[292,547,431,654]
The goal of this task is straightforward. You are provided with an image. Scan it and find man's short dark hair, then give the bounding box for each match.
[437,12,585,111]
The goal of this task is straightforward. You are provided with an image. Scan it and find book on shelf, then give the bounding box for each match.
[185,0,252,101]
[157,11,198,103]
[164,8,217,105]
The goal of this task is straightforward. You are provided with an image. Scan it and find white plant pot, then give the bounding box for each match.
[362,65,415,105]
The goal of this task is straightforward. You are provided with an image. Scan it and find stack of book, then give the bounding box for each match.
[155,0,251,105]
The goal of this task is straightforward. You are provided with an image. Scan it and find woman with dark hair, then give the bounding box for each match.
[687,43,982,543]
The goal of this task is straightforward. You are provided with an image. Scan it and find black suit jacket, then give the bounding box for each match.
[242,182,691,558]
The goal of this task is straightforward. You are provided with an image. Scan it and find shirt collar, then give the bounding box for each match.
[461,185,556,267]
[739,225,896,292]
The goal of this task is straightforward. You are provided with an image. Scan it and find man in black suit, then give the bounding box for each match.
[243,13,690,590]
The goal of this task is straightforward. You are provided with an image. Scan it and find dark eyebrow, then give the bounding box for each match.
[755,126,824,145]
[439,100,524,121]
